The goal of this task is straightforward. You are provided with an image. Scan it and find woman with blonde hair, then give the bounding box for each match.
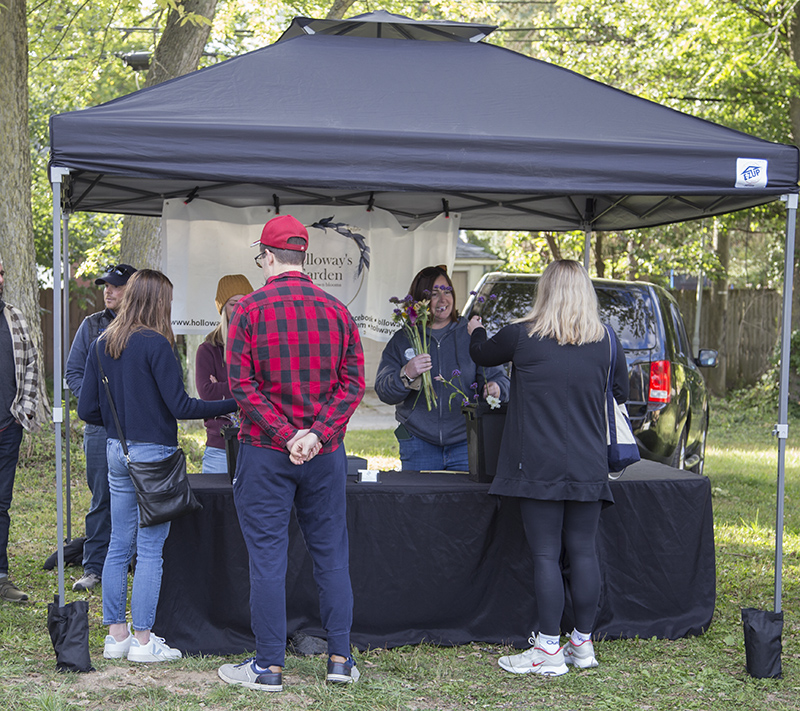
[195,274,253,473]
[79,269,236,663]
[468,260,629,675]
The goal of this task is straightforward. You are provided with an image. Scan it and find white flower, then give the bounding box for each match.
[486,395,501,410]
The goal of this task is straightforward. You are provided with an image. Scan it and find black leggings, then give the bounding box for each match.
[519,498,603,636]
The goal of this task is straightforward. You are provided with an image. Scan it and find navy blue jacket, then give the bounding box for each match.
[65,309,115,399]
[78,329,236,447]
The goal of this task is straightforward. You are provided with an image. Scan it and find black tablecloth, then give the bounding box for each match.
[154,460,715,654]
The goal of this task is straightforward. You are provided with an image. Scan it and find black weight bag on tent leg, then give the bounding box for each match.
[47,596,94,673]
[741,607,783,679]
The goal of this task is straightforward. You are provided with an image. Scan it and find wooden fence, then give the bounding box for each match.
[39,288,105,382]
[673,288,781,395]
[38,287,781,395]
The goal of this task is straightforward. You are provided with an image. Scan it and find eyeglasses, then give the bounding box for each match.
[102,264,129,277]
[254,251,267,268]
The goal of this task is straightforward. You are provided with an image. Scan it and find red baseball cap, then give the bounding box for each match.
[252,215,308,252]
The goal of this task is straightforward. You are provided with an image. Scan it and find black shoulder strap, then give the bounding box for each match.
[95,338,129,459]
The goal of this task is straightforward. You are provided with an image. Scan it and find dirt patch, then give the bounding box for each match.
[37,664,315,708]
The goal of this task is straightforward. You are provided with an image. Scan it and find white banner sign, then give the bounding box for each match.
[162,200,459,342]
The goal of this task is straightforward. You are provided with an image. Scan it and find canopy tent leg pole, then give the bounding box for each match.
[583,226,591,270]
[62,214,71,542]
[51,167,69,606]
[773,192,797,614]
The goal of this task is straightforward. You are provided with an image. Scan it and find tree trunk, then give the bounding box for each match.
[325,0,358,20]
[594,231,605,277]
[0,0,50,425]
[707,219,729,395]
[120,0,218,269]
[626,234,637,280]
[543,232,562,261]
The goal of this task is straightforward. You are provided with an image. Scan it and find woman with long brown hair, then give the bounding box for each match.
[79,269,236,663]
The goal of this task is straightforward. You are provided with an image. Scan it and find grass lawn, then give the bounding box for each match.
[0,398,799,710]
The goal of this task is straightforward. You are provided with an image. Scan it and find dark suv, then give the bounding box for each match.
[462,273,718,474]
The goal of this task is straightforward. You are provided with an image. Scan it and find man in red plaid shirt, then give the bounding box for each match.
[218,215,365,693]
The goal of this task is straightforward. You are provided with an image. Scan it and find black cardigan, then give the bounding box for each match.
[470,324,628,503]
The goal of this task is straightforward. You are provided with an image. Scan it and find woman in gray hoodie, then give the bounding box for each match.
[375,265,509,471]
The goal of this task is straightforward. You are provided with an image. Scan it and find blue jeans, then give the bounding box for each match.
[233,443,352,668]
[201,445,227,474]
[398,433,469,471]
[0,422,23,575]
[103,439,173,632]
[82,424,111,576]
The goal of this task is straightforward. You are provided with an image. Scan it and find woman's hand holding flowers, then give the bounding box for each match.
[405,354,431,379]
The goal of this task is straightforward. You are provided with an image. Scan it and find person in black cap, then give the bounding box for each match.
[65,263,137,591]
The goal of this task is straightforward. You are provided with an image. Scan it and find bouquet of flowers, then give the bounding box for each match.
[389,294,438,410]
[436,370,503,410]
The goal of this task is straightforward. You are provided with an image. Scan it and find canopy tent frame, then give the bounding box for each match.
[47,12,799,623]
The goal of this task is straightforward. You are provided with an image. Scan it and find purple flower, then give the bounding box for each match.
[470,290,477,295]
[470,382,478,390]
[462,397,470,406]
[477,295,486,303]
[452,369,461,377]
[423,289,431,297]
[490,293,498,300]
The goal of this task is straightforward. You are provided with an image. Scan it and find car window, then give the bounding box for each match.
[595,287,656,350]
[469,278,656,351]
[669,302,692,359]
[472,280,538,335]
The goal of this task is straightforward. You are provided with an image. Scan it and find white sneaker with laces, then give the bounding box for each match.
[127,635,182,663]
[564,636,599,668]
[103,626,133,659]
[498,636,568,676]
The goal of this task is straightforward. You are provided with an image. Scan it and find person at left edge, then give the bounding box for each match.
[66,263,137,593]
[78,269,237,663]
[0,258,41,603]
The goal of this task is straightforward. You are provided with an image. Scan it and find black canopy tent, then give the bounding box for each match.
[48,12,799,617]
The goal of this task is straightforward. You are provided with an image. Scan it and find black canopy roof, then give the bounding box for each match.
[49,16,799,231]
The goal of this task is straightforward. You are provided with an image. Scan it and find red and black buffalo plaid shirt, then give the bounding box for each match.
[226,271,365,453]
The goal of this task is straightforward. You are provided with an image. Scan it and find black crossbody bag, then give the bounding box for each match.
[95,339,202,527]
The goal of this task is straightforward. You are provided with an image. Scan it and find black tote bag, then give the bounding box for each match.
[128,448,201,527]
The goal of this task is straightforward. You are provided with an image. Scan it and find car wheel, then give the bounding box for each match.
[670,427,687,469]
[690,424,708,476]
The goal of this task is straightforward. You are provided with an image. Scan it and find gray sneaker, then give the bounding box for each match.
[0,577,29,602]
[72,571,102,592]
[218,658,283,692]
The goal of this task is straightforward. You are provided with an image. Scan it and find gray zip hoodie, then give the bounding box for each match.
[375,319,510,446]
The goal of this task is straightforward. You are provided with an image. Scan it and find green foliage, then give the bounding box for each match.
[29,0,797,291]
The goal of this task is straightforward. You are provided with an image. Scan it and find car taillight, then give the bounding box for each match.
[648,360,671,403]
